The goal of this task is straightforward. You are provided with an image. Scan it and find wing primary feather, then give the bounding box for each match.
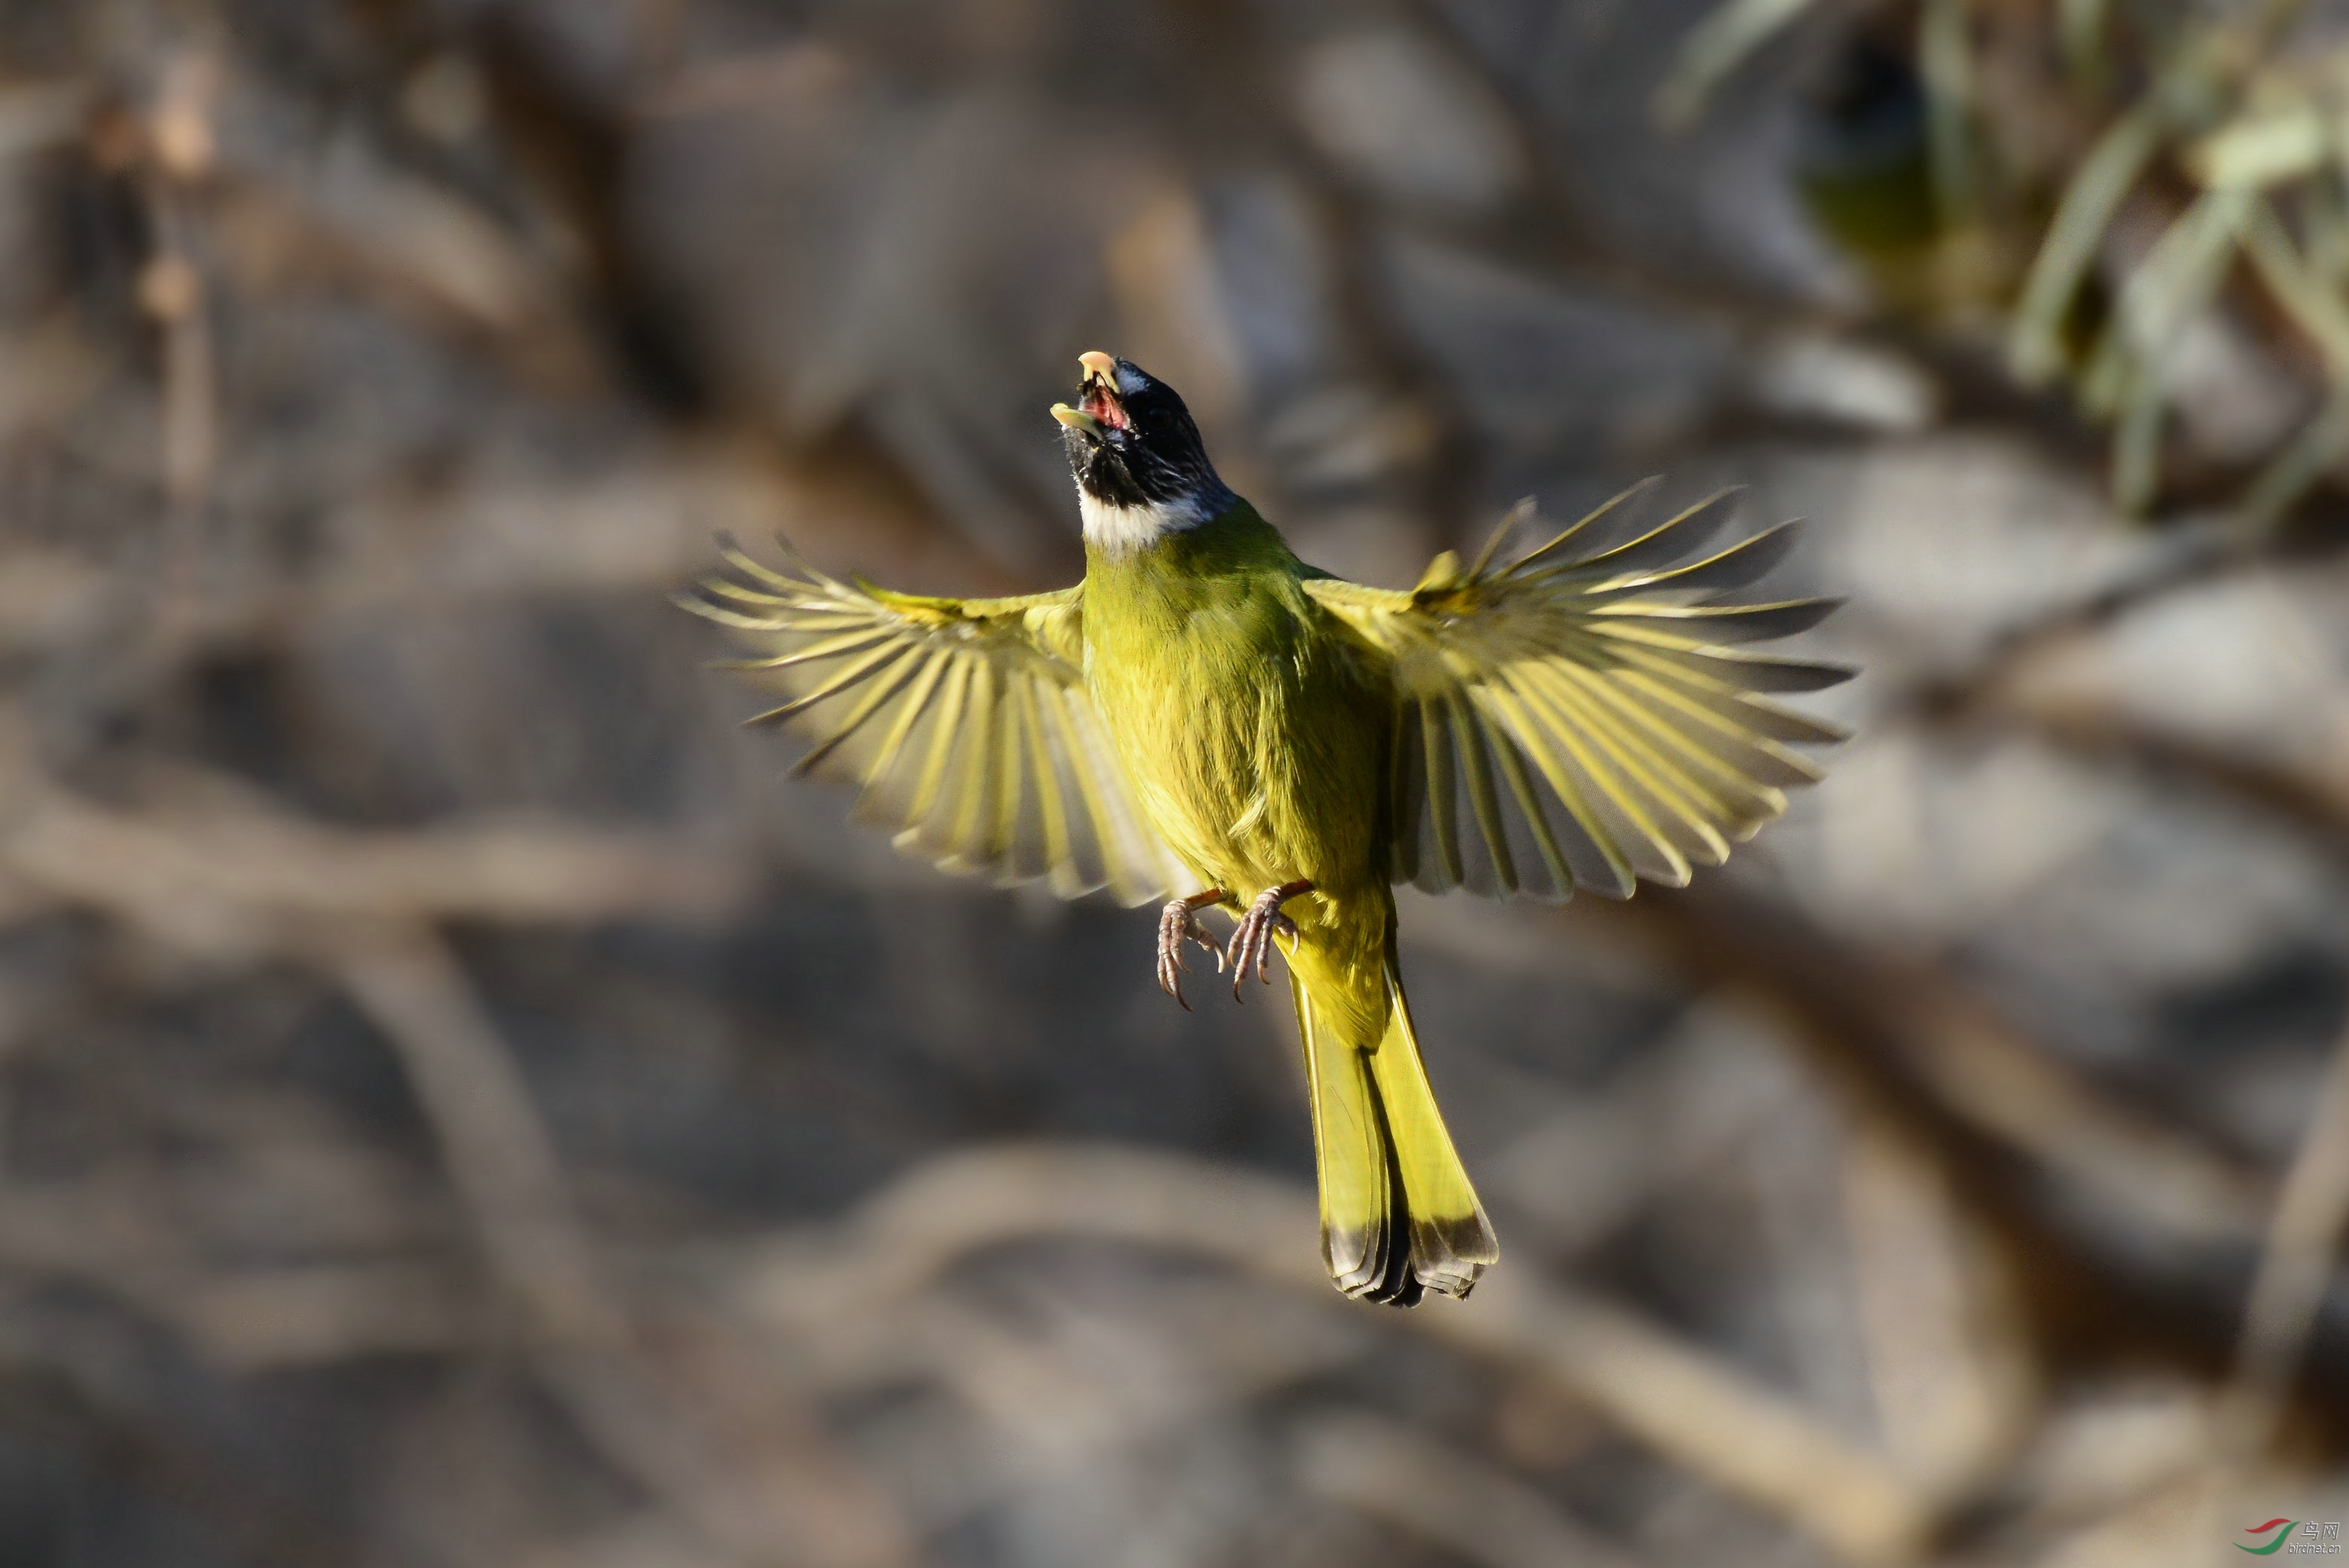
[1486,669,1659,892]
[1518,681,1695,883]
[996,670,1030,873]
[1421,696,1466,890]
[1512,476,1663,572]
[788,648,925,776]
[688,578,798,610]
[1063,697,1165,906]
[1469,689,1576,897]
[1605,646,1853,745]
[1481,670,1637,895]
[712,626,899,673]
[852,649,951,790]
[714,533,821,593]
[1539,487,1743,582]
[1388,700,1423,884]
[1540,664,1786,822]
[739,638,911,725]
[903,657,974,827]
[1468,497,1537,580]
[1594,597,1842,642]
[676,597,838,633]
[1531,665,1742,862]
[1673,649,1855,693]
[942,657,1001,868]
[1447,694,1518,895]
[1017,682,1083,896]
[1037,685,1119,894]
[1586,522,1799,599]
[1603,666,1829,787]
[694,597,874,632]
[1597,627,1854,691]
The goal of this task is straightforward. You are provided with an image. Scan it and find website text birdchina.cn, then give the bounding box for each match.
[2240,1519,2345,1554]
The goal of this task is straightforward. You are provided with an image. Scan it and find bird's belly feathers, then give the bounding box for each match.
[1084,573,1387,899]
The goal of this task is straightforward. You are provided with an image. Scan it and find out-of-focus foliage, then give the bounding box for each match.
[1675,0,2349,521]
[0,2,2344,1568]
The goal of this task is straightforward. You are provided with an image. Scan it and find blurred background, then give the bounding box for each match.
[4,0,2349,1564]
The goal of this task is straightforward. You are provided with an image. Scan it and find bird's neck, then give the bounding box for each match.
[1081,496,1295,587]
[1079,480,1237,556]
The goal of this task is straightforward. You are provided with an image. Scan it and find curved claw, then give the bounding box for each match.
[1227,880,1312,1002]
[1156,893,1226,1011]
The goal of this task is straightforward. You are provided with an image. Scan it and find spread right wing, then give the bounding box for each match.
[680,538,1180,905]
[1304,487,1853,901]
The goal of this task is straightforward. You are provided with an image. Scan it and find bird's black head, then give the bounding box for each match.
[1052,352,1233,545]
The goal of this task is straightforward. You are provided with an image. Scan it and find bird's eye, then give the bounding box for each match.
[1140,406,1173,432]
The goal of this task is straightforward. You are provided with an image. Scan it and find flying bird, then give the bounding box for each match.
[682,352,1850,1306]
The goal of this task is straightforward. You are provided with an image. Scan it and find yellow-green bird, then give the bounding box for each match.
[685,352,1848,1306]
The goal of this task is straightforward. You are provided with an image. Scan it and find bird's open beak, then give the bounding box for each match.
[1075,350,1129,429]
[1052,351,1128,444]
[1051,402,1102,439]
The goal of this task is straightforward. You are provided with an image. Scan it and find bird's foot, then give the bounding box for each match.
[1228,880,1313,1000]
[1156,890,1228,1011]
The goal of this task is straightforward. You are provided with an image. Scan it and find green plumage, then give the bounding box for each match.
[1081,502,1389,935]
[1081,502,1486,1301]
[683,475,1848,1305]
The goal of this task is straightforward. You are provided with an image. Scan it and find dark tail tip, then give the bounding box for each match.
[1326,1139,1487,1309]
[1357,1220,1426,1308]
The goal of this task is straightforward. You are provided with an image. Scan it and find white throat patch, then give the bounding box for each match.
[1079,488,1213,554]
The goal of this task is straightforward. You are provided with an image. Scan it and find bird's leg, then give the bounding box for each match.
[1228,880,1313,1000]
[1157,889,1228,1011]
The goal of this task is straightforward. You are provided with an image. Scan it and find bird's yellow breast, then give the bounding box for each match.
[1079,505,1390,910]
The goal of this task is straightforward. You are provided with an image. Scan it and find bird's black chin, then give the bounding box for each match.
[1065,430,1151,510]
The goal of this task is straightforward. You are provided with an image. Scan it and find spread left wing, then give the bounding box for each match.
[1304,487,1853,902]
[681,538,1179,905]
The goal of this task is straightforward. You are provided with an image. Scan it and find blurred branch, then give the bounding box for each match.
[1841,1116,2038,1498]
[328,923,621,1350]
[175,1260,484,1369]
[1905,528,2254,715]
[2219,1004,2349,1462]
[1653,0,1820,132]
[1887,514,2349,881]
[1628,885,2264,1232]
[467,8,709,414]
[1602,884,2277,1370]
[1291,1410,1647,1568]
[0,1341,380,1568]
[0,734,907,1564]
[0,773,747,955]
[332,924,915,1568]
[1975,691,2349,871]
[127,54,222,578]
[734,1142,1936,1566]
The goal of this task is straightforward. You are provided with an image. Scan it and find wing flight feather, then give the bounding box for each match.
[680,538,1178,905]
[1306,486,1851,903]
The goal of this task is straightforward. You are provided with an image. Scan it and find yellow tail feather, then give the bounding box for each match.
[1289,945,1497,1306]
